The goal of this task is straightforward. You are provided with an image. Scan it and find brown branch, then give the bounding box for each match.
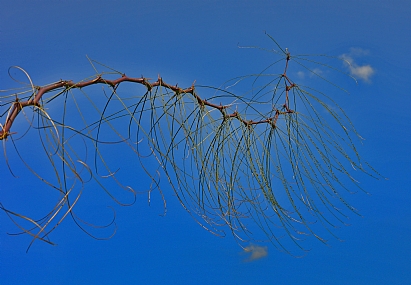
[0,75,195,140]
[1,58,295,140]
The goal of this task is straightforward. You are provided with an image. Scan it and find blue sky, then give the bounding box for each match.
[1,1,410,284]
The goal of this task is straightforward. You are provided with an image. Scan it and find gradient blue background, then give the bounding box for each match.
[1,1,410,284]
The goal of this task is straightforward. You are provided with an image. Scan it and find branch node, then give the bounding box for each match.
[0,130,8,140]
[142,77,152,91]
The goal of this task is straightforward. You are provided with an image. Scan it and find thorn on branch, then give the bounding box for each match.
[141,77,152,91]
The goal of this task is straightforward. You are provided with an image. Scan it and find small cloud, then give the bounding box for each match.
[349,64,374,82]
[296,68,323,80]
[297,71,305,79]
[340,48,375,83]
[242,244,268,262]
[310,68,323,77]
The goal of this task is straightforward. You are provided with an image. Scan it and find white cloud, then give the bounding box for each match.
[242,244,268,262]
[310,68,323,77]
[340,48,375,83]
[297,71,305,79]
[349,64,374,81]
[296,68,323,81]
